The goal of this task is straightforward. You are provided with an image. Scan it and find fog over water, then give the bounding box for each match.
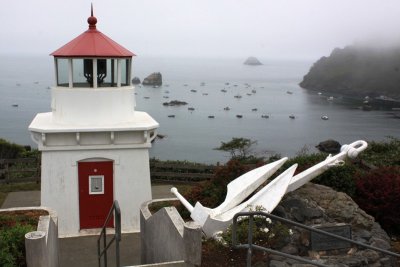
[1,0,400,59]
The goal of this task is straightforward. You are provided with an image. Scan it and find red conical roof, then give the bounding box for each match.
[51,6,135,58]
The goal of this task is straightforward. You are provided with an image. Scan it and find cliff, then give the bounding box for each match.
[300,45,400,100]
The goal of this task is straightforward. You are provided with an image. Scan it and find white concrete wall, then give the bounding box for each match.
[51,86,136,125]
[41,148,152,236]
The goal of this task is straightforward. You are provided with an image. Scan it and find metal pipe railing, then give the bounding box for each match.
[232,211,400,267]
[97,200,121,267]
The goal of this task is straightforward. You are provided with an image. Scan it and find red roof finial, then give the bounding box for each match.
[87,3,97,30]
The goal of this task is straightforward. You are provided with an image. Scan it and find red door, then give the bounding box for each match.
[78,161,114,229]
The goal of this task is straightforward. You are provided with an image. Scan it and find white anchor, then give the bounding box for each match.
[172,140,368,237]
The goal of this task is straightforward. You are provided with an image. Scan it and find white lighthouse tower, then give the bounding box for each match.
[29,7,159,236]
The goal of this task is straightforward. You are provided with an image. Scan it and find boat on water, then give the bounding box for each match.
[223,107,230,111]
[251,108,258,112]
[289,115,295,119]
[251,89,256,93]
[286,91,293,94]
[234,95,242,99]
[188,107,195,111]
[327,96,334,101]
[261,115,269,119]
[190,89,197,92]
[12,104,18,107]
[168,115,175,118]
[236,115,243,118]
[208,115,215,119]
[221,89,227,93]
[321,115,329,120]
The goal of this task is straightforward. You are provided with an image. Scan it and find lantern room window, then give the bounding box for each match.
[55,58,69,87]
[55,57,131,88]
[120,58,131,86]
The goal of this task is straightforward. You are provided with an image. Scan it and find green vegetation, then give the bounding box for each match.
[0,213,40,267]
[300,45,400,99]
[221,206,291,250]
[215,137,263,163]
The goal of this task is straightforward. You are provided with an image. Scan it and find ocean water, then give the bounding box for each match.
[0,55,399,163]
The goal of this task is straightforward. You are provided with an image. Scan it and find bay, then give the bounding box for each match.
[0,55,399,163]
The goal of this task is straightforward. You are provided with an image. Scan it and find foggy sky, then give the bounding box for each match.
[1,0,400,60]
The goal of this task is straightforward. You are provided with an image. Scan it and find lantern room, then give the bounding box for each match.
[29,6,159,236]
[51,9,134,89]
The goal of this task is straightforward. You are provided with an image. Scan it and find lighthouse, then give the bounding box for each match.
[29,7,159,236]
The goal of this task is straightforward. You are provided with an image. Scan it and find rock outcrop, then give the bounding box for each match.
[244,56,262,66]
[269,183,392,266]
[162,100,188,106]
[131,76,141,85]
[143,72,162,86]
[316,139,341,153]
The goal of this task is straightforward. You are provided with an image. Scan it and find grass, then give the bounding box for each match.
[0,182,40,208]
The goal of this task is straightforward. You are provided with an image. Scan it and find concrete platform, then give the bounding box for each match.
[1,190,41,208]
[0,184,177,266]
[59,233,141,267]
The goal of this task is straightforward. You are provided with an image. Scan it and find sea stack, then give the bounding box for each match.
[143,72,162,86]
[244,56,262,66]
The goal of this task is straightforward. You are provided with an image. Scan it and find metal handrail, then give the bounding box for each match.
[232,211,400,267]
[97,200,121,267]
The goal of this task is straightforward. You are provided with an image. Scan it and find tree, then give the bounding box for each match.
[215,137,257,160]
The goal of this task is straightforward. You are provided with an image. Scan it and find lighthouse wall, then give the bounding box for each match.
[40,148,152,236]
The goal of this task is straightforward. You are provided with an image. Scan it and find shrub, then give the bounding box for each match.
[0,139,25,159]
[360,137,400,167]
[0,223,35,267]
[355,166,400,234]
[221,206,292,250]
[313,163,358,197]
[183,159,252,209]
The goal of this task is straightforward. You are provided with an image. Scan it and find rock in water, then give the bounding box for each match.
[131,76,141,85]
[316,139,341,153]
[244,56,262,66]
[143,72,162,86]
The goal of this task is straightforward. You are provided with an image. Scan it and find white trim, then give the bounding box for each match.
[71,156,119,166]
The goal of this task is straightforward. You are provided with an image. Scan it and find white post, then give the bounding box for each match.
[68,59,73,88]
[93,58,97,88]
[117,59,122,87]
